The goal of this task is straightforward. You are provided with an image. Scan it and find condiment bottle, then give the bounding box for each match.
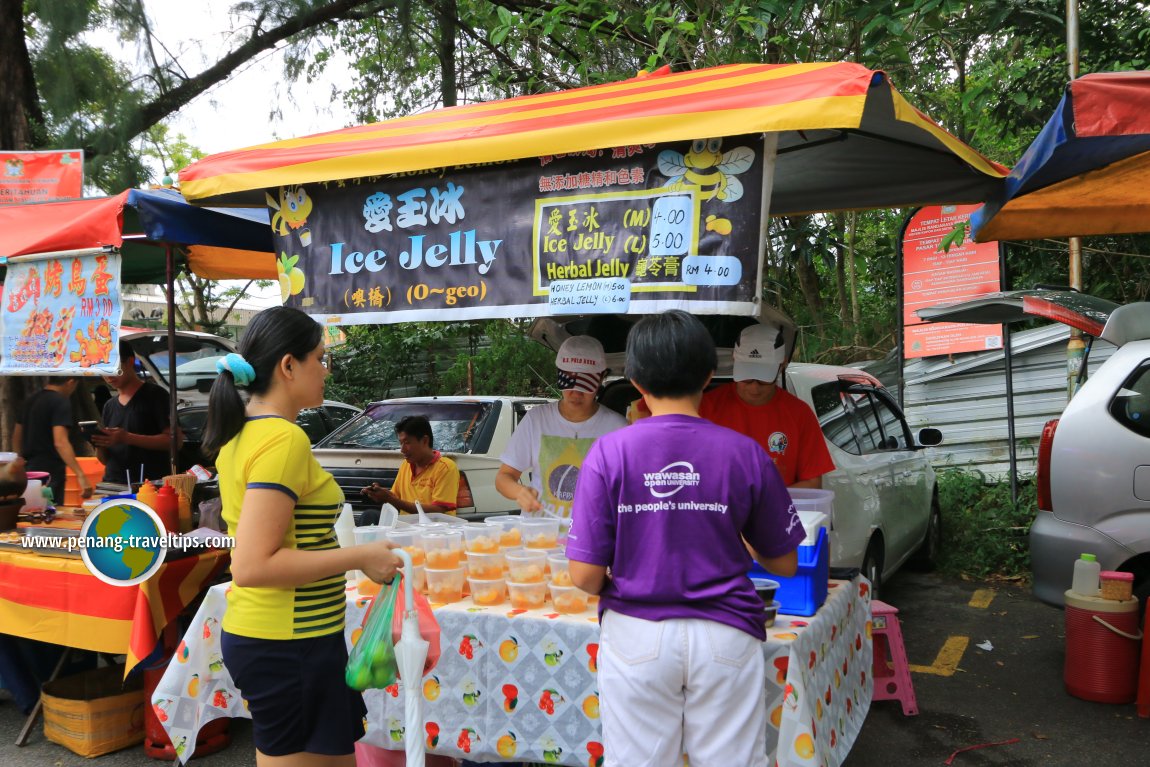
[176,489,192,533]
[136,480,159,510]
[154,484,179,534]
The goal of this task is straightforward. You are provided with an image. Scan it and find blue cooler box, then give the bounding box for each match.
[749,526,829,616]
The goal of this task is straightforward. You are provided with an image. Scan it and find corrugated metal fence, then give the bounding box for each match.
[899,324,1116,479]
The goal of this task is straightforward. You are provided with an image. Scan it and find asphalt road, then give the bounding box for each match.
[846,571,1149,767]
[2,571,1147,766]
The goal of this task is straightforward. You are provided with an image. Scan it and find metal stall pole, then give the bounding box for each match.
[165,244,179,476]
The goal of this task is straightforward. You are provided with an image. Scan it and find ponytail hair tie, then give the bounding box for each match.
[216,353,256,387]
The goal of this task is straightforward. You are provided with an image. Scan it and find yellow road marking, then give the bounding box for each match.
[968,589,996,609]
[909,636,969,677]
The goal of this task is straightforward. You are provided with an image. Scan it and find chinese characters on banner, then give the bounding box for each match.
[0,150,84,204]
[0,251,124,375]
[902,205,1002,359]
[270,135,774,324]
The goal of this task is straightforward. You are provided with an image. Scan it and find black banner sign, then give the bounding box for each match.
[271,134,771,323]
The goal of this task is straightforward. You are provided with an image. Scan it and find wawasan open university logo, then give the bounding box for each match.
[79,500,168,586]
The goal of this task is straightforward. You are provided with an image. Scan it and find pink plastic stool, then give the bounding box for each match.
[871,599,919,716]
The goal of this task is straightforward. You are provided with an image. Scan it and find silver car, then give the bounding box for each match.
[1030,304,1150,606]
[918,290,1148,606]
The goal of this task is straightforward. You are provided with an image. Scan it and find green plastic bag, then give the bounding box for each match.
[345,578,400,691]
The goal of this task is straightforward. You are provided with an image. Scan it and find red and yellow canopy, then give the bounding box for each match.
[180,62,1007,213]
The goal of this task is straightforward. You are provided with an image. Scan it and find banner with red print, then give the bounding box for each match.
[0,250,123,375]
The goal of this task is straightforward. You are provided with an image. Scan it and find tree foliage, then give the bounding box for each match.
[6,0,1150,396]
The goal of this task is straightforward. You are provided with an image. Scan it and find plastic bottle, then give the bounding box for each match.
[1072,553,1101,597]
[176,489,192,533]
[154,484,179,534]
[136,480,159,511]
[22,479,46,511]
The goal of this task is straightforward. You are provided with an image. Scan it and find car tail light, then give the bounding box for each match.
[1036,418,1059,511]
[456,472,475,510]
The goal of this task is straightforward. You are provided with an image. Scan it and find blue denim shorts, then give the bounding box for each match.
[221,630,366,756]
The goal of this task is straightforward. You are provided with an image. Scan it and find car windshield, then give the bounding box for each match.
[319,401,494,453]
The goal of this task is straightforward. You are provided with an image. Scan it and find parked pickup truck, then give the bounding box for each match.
[311,396,552,523]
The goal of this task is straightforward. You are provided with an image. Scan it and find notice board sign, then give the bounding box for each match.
[269,135,773,324]
[0,250,124,375]
[902,205,1001,359]
[0,150,84,204]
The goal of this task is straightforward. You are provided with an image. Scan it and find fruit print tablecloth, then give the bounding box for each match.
[154,577,871,766]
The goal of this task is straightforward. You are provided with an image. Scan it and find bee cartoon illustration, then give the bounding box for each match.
[266,185,314,236]
[658,138,755,202]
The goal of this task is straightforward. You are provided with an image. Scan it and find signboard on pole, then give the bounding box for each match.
[0,150,84,204]
[0,250,124,375]
[902,205,1002,358]
[271,135,775,324]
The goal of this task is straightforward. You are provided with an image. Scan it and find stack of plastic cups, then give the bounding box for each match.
[422,530,465,603]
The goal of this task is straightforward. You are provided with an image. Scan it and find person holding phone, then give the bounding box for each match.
[92,340,178,485]
[12,376,93,503]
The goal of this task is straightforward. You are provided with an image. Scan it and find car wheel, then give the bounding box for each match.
[862,536,884,599]
[909,496,942,572]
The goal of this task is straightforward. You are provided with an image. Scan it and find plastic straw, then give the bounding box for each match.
[126,470,132,491]
[139,464,145,485]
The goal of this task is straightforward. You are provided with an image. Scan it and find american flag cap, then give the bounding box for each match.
[558,369,603,393]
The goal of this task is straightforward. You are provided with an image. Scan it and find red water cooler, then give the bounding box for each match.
[1063,590,1142,703]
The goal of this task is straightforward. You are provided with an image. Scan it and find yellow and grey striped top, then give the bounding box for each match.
[219,416,347,640]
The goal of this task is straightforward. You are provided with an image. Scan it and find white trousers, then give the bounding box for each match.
[598,610,768,767]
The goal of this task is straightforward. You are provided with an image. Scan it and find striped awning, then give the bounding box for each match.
[972,71,1150,241]
[0,188,277,282]
[179,62,1007,213]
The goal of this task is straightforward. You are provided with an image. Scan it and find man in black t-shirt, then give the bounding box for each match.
[13,377,94,503]
[92,341,180,485]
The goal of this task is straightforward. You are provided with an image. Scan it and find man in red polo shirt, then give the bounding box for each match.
[700,322,834,488]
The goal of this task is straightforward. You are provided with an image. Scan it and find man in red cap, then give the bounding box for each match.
[496,335,626,518]
[700,322,834,488]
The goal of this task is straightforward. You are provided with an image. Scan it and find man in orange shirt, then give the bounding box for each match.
[700,322,834,488]
[361,415,460,519]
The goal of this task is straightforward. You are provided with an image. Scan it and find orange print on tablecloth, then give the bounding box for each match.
[586,642,599,673]
[425,722,440,749]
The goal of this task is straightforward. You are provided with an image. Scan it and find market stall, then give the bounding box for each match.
[0,187,278,473]
[155,576,871,766]
[176,62,1008,327]
[971,70,1150,241]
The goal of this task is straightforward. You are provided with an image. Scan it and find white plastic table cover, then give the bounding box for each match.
[153,578,872,765]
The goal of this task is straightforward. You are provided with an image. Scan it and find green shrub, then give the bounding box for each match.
[936,470,1037,580]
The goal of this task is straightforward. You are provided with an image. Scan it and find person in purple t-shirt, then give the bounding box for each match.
[567,310,804,767]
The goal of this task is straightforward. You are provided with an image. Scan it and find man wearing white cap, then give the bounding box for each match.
[700,322,834,488]
[496,335,627,518]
